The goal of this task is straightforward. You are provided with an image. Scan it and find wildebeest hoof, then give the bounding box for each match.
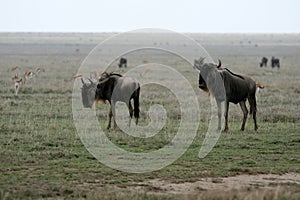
[222,128,229,132]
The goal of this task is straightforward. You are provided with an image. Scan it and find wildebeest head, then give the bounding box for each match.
[194,58,222,93]
[81,78,97,108]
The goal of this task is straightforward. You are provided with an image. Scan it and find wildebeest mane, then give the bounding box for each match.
[99,72,122,81]
[108,72,122,77]
[96,75,117,101]
[224,68,245,80]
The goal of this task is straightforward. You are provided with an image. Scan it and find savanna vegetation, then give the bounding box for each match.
[0,33,299,199]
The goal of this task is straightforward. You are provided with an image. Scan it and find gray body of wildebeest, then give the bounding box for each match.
[81,72,140,129]
[118,57,127,69]
[260,57,268,67]
[194,57,258,131]
[271,56,280,68]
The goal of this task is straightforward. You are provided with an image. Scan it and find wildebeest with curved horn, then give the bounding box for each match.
[81,72,140,129]
[260,57,268,67]
[194,57,258,131]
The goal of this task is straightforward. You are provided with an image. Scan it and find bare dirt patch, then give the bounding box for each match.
[145,173,299,193]
[132,173,300,199]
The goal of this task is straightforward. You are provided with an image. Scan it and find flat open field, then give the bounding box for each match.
[0,33,299,199]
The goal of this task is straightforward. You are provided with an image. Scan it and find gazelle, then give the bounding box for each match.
[11,66,21,72]
[36,67,45,75]
[24,69,36,81]
[14,78,24,95]
[12,73,19,81]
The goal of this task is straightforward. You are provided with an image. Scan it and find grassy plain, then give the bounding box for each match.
[0,33,299,199]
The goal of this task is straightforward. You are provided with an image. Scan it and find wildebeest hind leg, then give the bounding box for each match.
[128,102,133,127]
[248,97,258,131]
[239,101,248,131]
[107,107,113,129]
[223,101,229,132]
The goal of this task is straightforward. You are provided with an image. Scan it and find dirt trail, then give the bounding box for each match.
[145,173,299,194]
[132,173,300,198]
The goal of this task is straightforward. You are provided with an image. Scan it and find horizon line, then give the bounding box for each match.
[0,31,299,35]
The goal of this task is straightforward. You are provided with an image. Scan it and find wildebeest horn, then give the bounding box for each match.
[81,78,85,85]
[217,59,221,68]
[98,77,110,85]
[87,78,94,84]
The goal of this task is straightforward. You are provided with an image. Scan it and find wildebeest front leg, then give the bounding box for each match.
[223,101,229,132]
[239,101,248,131]
[111,103,118,129]
[107,107,113,129]
[216,101,223,131]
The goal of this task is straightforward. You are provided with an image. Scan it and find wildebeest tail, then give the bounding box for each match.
[133,87,140,119]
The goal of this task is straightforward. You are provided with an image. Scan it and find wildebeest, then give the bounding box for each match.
[81,72,140,129]
[260,57,268,67]
[194,57,258,131]
[118,57,127,69]
[271,56,280,68]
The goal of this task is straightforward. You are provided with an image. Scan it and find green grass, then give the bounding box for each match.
[0,91,299,198]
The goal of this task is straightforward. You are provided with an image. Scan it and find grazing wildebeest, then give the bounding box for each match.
[260,57,268,67]
[118,57,127,69]
[271,56,280,68]
[81,72,140,129]
[194,57,258,131]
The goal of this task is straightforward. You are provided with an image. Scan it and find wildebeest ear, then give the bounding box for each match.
[87,78,95,85]
[194,60,202,71]
[199,57,205,62]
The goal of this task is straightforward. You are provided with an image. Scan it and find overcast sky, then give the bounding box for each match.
[1,0,299,33]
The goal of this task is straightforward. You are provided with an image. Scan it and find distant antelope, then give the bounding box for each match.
[14,78,24,95]
[12,67,44,95]
[256,83,264,94]
[24,70,36,80]
[36,67,45,75]
[11,73,19,81]
[11,66,21,72]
